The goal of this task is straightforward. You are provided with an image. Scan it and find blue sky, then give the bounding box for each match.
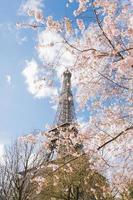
[0,0,132,161]
[0,0,130,149]
[0,0,84,148]
[0,0,55,146]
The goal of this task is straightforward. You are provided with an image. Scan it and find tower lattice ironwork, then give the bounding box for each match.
[54,69,76,126]
[46,69,83,161]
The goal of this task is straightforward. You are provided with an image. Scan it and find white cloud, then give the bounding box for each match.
[18,0,44,15]
[17,36,28,45]
[5,74,12,85]
[22,24,77,103]
[51,104,58,111]
[22,59,58,98]
[37,30,76,78]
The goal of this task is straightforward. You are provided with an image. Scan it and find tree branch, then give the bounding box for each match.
[92,2,124,60]
[97,125,133,150]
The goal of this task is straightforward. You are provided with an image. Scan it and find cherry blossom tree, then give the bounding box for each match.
[17,0,133,196]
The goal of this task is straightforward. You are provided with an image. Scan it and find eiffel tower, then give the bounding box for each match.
[47,69,83,160]
[55,69,76,126]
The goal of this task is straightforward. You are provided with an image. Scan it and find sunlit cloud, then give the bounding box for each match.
[17,35,28,45]
[37,30,76,78]
[22,59,58,99]
[5,74,12,85]
[18,0,44,15]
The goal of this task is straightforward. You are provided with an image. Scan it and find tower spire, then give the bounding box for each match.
[55,69,76,126]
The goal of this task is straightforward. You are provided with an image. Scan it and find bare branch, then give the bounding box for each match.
[97,125,133,150]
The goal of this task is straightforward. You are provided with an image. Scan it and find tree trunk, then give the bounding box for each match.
[67,187,71,200]
[76,187,79,200]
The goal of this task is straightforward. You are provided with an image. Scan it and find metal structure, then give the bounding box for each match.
[54,69,76,126]
[46,69,83,161]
